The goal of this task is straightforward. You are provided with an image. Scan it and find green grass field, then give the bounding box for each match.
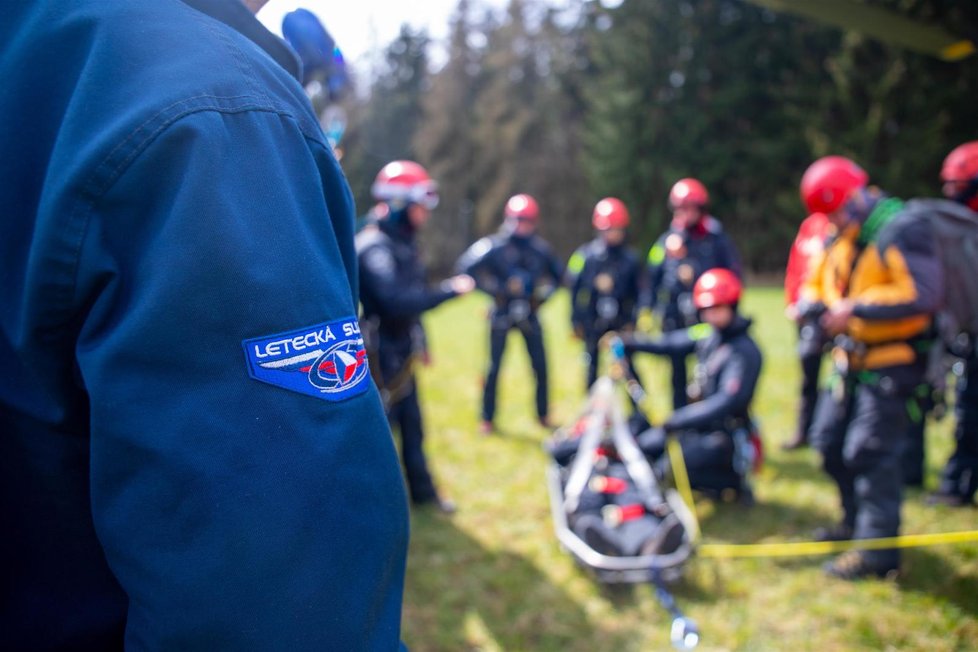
[402,287,977,651]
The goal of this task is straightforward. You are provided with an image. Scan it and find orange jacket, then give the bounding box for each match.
[801,201,942,369]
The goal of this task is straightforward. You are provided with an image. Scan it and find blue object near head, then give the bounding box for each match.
[328,47,349,98]
[282,8,335,86]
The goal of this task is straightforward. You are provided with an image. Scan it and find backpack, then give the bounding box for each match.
[885,198,978,354]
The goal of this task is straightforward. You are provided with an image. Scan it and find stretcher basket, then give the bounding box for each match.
[546,375,698,585]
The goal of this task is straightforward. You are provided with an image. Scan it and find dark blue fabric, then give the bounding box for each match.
[457,231,564,323]
[355,216,457,504]
[624,317,762,432]
[567,238,643,388]
[643,218,741,408]
[457,230,561,422]
[938,353,978,500]
[643,219,742,325]
[0,1,407,649]
[810,364,924,568]
[387,384,438,503]
[482,317,549,422]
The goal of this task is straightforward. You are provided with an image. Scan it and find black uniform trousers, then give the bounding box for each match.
[377,334,439,504]
[900,383,934,487]
[938,353,978,501]
[387,380,438,504]
[638,427,741,496]
[810,365,920,569]
[795,323,826,443]
[901,412,927,487]
[483,315,548,422]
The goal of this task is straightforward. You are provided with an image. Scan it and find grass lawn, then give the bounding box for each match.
[402,287,977,651]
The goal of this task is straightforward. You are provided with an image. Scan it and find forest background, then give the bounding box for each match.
[333,0,977,275]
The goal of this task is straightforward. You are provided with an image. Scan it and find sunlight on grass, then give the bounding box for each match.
[400,287,978,651]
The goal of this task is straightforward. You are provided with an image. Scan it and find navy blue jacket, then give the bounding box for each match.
[0,1,407,649]
[457,231,563,327]
[643,217,742,330]
[624,317,762,432]
[356,216,457,381]
[566,239,643,336]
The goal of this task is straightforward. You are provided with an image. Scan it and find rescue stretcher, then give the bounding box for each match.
[546,375,698,583]
[545,339,702,648]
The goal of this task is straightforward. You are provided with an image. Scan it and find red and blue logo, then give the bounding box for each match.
[243,317,371,401]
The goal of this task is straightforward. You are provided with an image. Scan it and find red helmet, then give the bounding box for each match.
[942,141,978,211]
[371,160,439,209]
[592,197,630,230]
[941,141,978,182]
[693,268,742,309]
[800,156,868,214]
[669,178,709,210]
[504,193,539,220]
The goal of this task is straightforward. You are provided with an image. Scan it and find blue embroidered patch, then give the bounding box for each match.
[243,317,371,402]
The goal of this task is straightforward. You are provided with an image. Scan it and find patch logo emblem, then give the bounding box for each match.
[243,317,371,402]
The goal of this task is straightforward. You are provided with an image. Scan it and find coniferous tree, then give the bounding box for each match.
[342,26,432,216]
[469,0,547,236]
[415,0,487,270]
[810,0,978,203]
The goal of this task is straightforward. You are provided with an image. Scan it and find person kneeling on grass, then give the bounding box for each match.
[622,268,763,504]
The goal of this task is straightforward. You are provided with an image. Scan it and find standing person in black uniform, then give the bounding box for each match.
[642,178,742,410]
[930,141,978,507]
[622,268,763,502]
[566,197,643,389]
[357,160,475,513]
[457,194,564,434]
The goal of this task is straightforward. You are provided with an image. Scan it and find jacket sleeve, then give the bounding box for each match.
[74,110,408,649]
[456,238,500,296]
[621,325,702,357]
[664,341,761,431]
[360,243,456,318]
[853,218,944,320]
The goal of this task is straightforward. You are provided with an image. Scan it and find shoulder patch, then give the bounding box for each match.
[243,316,371,402]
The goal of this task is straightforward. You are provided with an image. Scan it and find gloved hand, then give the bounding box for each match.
[615,331,637,354]
[636,426,667,458]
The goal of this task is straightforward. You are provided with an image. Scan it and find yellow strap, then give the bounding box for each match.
[699,530,978,558]
[618,376,978,561]
[666,436,700,541]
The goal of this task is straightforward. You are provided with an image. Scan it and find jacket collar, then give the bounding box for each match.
[179,0,301,82]
[719,315,752,340]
